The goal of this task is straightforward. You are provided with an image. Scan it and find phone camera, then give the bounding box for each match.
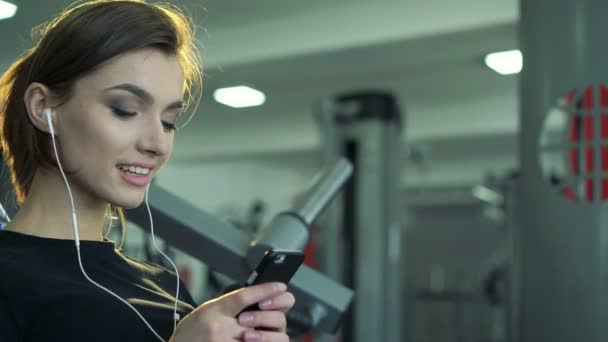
[274,254,286,264]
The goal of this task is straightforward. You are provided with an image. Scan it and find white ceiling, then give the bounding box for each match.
[0,0,521,188]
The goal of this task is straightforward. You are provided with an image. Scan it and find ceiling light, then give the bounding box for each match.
[213,85,266,108]
[484,49,522,75]
[0,1,17,20]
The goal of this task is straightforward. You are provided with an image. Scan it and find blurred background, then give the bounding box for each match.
[0,0,570,341]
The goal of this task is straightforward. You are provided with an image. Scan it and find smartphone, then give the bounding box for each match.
[246,249,305,286]
[240,249,305,313]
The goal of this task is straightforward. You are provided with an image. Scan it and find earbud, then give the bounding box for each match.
[42,107,55,135]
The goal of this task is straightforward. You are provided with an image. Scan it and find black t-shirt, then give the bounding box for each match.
[0,230,197,341]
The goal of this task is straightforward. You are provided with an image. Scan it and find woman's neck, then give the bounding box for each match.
[4,167,108,241]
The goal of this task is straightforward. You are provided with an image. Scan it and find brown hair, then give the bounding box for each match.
[0,0,202,248]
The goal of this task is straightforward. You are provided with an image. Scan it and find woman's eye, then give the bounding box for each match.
[162,121,177,132]
[111,106,176,132]
[110,106,137,118]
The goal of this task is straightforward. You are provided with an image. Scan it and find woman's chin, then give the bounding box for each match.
[111,194,145,210]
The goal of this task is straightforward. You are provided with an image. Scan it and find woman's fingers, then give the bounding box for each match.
[257,291,295,313]
[215,282,287,316]
[242,329,290,342]
[238,310,287,331]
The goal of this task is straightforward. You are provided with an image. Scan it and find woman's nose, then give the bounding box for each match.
[138,117,171,157]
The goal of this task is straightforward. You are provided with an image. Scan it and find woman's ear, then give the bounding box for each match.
[23,82,56,134]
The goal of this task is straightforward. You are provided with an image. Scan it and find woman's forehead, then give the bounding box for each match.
[79,49,185,98]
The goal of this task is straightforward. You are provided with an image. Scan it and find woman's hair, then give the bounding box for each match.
[0,0,202,248]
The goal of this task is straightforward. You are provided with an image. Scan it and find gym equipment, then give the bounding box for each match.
[519,0,608,340]
[315,91,405,342]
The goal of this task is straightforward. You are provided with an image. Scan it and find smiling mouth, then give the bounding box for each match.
[117,164,152,176]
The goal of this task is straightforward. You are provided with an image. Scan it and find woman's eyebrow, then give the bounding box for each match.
[104,83,183,110]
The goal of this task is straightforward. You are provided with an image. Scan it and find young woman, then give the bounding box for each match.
[0,1,294,341]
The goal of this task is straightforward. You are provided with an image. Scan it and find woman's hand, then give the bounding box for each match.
[169,282,296,342]
[236,289,296,335]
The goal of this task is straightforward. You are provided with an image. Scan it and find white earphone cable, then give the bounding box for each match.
[46,108,178,342]
[145,184,181,329]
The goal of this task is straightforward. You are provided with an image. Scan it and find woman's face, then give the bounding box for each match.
[52,48,184,209]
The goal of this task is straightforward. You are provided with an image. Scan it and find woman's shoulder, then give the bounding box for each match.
[0,230,98,287]
[0,231,50,301]
[0,230,38,266]
[0,230,73,264]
